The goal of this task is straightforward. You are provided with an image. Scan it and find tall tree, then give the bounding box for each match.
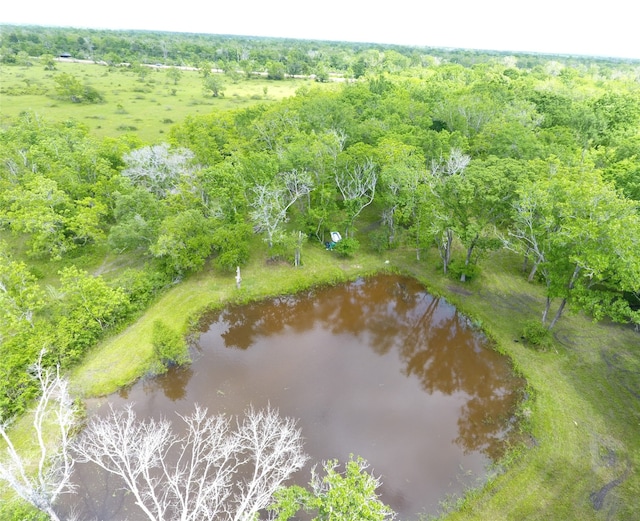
[507,163,640,328]
[425,148,471,275]
[121,143,195,198]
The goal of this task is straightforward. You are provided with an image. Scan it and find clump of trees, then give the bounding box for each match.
[53,73,103,103]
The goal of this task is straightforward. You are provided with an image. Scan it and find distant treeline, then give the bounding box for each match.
[2,24,639,78]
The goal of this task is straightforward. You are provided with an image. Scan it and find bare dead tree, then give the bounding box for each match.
[73,404,307,521]
[430,147,470,178]
[250,173,312,248]
[335,159,377,236]
[0,351,77,521]
[122,144,195,198]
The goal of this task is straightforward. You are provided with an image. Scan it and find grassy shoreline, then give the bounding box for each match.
[3,242,638,520]
[67,243,639,520]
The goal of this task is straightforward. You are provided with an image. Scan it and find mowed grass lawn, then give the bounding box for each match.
[0,59,319,142]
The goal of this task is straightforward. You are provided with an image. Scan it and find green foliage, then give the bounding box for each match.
[203,75,225,97]
[270,456,395,521]
[211,223,252,272]
[166,66,182,85]
[448,259,480,282]
[52,266,131,364]
[334,237,360,258]
[116,267,171,312]
[151,319,189,370]
[521,319,553,350]
[150,210,215,275]
[267,61,286,80]
[53,72,103,103]
[0,501,48,521]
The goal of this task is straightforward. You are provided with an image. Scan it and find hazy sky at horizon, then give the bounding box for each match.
[2,0,638,60]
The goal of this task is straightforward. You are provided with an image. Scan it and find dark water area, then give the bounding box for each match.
[65,274,523,520]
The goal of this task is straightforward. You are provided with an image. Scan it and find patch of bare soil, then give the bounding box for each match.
[447,284,473,296]
[477,288,540,317]
[590,460,631,511]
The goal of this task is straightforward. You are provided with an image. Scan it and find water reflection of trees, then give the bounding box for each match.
[142,365,194,401]
[202,274,521,458]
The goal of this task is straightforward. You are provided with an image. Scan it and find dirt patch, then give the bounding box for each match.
[447,284,473,296]
[477,289,540,317]
[601,349,640,401]
[590,463,631,511]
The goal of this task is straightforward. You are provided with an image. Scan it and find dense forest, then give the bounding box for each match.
[1,25,640,521]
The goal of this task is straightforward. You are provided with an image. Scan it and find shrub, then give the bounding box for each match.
[521,319,553,350]
[334,237,360,258]
[151,320,190,370]
[448,259,480,281]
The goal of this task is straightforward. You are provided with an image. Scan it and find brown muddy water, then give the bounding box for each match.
[65,274,523,520]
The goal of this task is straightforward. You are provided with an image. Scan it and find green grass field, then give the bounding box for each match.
[0,59,319,142]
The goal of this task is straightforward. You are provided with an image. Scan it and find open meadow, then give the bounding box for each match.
[0,59,319,142]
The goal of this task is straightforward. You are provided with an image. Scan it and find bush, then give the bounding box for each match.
[151,320,190,370]
[521,319,553,350]
[448,259,480,281]
[334,237,360,258]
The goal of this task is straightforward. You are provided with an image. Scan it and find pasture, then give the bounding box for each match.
[0,58,319,142]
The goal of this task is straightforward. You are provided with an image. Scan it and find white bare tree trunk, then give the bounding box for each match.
[73,404,307,521]
[0,351,77,521]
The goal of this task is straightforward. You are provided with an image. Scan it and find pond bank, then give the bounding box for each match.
[61,244,640,520]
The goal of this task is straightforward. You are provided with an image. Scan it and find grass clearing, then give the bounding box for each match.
[0,60,318,142]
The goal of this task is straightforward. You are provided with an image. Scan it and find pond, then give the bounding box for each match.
[66,274,523,520]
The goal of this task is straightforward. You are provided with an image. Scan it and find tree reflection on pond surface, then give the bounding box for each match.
[68,274,523,520]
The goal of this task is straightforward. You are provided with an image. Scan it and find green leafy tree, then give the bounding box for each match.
[53,73,103,103]
[210,222,252,272]
[0,244,46,338]
[1,176,71,259]
[267,61,286,80]
[53,267,130,363]
[425,148,471,275]
[108,188,165,252]
[166,66,182,85]
[151,320,189,370]
[203,75,225,97]
[150,209,215,275]
[40,53,56,70]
